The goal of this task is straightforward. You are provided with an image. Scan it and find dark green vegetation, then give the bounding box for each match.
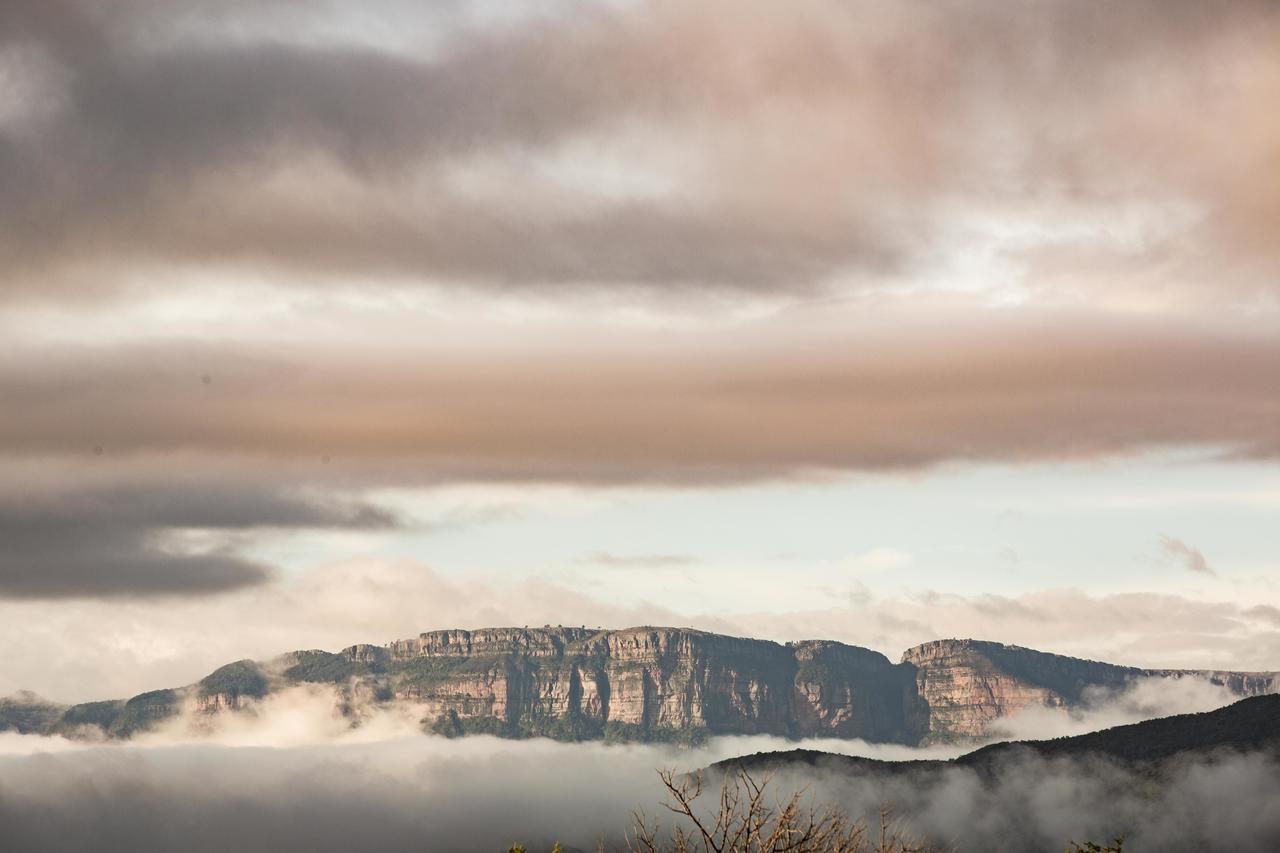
[283,650,374,684]
[428,711,511,738]
[4,661,259,741]
[53,699,125,734]
[0,692,65,734]
[602,720,709,746]
[424,710,710,745]
[199,660,268,699]
[521,712,603,742]
[39,689,180,739]
[389,654,500,689]
[108,689,179,737]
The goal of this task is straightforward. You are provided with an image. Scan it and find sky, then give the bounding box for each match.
[2,0,1280,703]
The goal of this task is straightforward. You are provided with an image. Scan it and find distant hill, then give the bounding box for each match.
[714,693,1280,778]
[3,627,1275,745]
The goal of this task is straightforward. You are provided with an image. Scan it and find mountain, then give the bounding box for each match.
[3,627,1276,744]
[707,694,1280,853]
[0,690,64,735]
[712,692,1280,776]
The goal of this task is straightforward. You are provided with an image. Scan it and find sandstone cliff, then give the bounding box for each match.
[7,628,1276,745]
[263,630,1280,745]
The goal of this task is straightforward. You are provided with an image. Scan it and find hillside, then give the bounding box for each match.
[714,693,1280,778]
[3,627,1275,745]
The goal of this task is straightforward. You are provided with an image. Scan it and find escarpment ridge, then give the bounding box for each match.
[4,628,1275,744]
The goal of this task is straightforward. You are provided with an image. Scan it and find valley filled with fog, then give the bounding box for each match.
[4,679,1277,852]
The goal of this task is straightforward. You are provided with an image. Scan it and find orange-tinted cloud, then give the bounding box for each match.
[3,316,1277,485]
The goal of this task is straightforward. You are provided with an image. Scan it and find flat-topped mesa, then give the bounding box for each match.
[342,643,390,665]
[903,639,1280,696]
[598,627,797,733]
[902,639,1145,696]
[266,632,1280,745]
[385,626,599,661]
[11,628,1275,744]
[602,626,789,666]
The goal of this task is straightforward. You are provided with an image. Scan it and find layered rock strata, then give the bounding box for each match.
[6,629,1276,745]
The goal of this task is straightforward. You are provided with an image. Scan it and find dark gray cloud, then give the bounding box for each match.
[0,0,900,294]
[1,0,1278,298]
[0,483,396,599]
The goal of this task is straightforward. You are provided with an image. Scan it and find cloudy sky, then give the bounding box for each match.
[2,0,1279,702]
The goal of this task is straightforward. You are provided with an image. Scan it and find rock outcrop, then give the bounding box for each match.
[903,640,1128,740]
[8,628,1277,745]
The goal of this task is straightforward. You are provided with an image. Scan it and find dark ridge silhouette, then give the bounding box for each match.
[712,693,1280,779]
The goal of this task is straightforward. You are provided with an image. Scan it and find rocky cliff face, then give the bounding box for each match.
[791,641,924,743]
[10,629,1277,745]
[372,627,802,739]
[903,640,1116,740]
[901,639,1278,741]
[322,629,1277,744]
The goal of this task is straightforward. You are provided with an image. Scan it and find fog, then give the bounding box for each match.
[2,681,1277,852]
[989,676,1243,741]
[776,749,1280,853]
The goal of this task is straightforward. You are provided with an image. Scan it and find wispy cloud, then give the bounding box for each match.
[1159,535,1216,576]
[845,547,912,573]
[2,558,1275,703]
[579,551,695,568]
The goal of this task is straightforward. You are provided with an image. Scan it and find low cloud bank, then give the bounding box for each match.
[4,684,968,760]
[786,749,1280,853]
[2,682,1277,851]
[989,676,1244,742]
[0,690,962,852]
[2,727,1277,852]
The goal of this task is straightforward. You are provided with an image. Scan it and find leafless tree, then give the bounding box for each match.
[626,767,938,853]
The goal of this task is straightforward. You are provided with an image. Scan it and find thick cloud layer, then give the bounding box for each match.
[2,0,1279,299]
[3,0,1279,604]
[4,317,1280,484]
